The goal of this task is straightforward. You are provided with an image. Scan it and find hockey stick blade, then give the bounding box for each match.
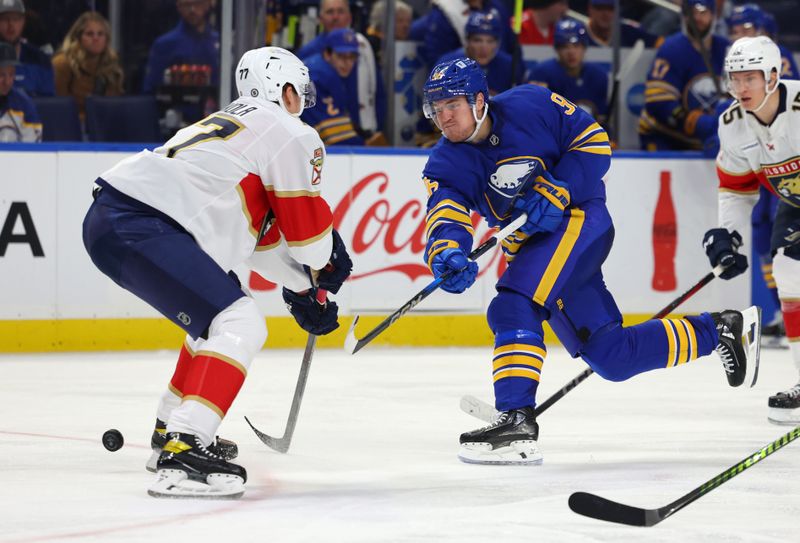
[569,425,800,526]
[344,214,528,355]
[245,333,317,453]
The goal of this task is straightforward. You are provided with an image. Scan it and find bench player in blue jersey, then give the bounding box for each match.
[420,57,762,465]
[638,0,728,152]
[528,19,609,127]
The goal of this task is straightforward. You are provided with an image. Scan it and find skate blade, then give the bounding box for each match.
[741,305,762,388]
[768,407,800,426]
[145,450,159,473]
[147,469,245,500]
[458,440,543,465]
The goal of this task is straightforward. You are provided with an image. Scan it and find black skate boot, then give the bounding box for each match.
[146,418,238,472]
[458,406,543,465]
[711,306,761,388]
[768,383,800,425]
[148,432,247,499]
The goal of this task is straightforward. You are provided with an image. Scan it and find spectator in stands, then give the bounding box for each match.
[366,0,412,67]
[438,11,524,96]
[0,0,52,96]
[728,4,798,80]
[296,0,385,141]
[51,11,123,119]
[420,0,515,69]
[0,40,41,141]
[141,0,219,93]
[518,0,567,45]
[529,19,608,125]
[585,0,662,48]
[302,28,364,146]
[638,0,727,152]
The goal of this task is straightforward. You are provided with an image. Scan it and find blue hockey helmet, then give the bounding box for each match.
[423,57,489,118]
[682,0,715,14]
[465,11,503,40]
[726,3,764,32]
[554,19,588,47]
[761,11,777,38]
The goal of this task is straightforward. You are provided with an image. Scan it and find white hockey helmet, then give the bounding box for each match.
[725,36,781,93]
[235,47,316,117]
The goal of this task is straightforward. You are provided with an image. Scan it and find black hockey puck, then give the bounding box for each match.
[102,429,124,451]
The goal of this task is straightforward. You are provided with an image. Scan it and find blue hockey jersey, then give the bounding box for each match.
[422,84,611,266]
[528,59,609,120]
[779,44,799,80]
[437,48,525,96]
[301,54,363,146]
[638,32,729,150]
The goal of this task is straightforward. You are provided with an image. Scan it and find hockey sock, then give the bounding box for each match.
[156,340,195,422]
[581,314,717,381]
[761,260,781,308]
[492,329,546,412]
[168,297,266,446]
[781,299,800,375]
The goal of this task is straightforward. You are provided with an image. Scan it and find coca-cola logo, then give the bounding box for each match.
[249,170,507,291]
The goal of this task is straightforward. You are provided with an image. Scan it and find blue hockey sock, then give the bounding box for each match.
[492,329,546,411]
[581,313,718,382]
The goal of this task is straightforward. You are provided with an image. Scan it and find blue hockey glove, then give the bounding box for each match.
[282,287,340,335]
[702,228,748,280]
[315,229,353,294]
[431,247,478,294]
[510,172,570,235]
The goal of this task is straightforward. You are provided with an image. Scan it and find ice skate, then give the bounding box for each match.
[711,306,761,387]
[146,419,238,472]
[148,432,246,499]
[768,383,800,425]
[761,311,789,349]
[458,406,543,465]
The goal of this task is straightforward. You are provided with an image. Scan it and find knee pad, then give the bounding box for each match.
[487,289,547,334]
[773,250,800,299]
[201,296,267,368]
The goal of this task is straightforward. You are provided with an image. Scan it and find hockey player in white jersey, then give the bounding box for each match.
[82,47,353,498]
[705,36,800,425]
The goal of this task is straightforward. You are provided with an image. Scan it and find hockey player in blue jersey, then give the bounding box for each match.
[528,19,609,126]
[420,57,762,465]
[638,0,728,151]
[437,11,523,96]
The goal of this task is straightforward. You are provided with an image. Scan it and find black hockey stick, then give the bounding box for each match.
[344,213,528,355]
[245,332,317,453]
[461,264,725,422]
[245,286,329,453]
[569,425,800,526]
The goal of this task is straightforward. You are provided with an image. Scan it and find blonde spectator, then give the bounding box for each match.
[51,11,123,118]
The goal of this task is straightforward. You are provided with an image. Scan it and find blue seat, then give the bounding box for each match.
[31,96,83,141]
[85,95,161,143]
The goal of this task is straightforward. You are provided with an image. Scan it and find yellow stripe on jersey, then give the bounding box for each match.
[569,122,603,148]
[533,209,585,305]
[500,231,530,262]
[662,319,677,367]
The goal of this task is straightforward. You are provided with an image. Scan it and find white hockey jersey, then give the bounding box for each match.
[716,80,800,235]
[100,97,333,292]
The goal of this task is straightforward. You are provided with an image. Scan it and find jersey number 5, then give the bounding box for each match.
[551,93,576,116]
[166,114,244,157]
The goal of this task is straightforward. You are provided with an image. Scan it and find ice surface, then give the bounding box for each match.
[1,345,797,542]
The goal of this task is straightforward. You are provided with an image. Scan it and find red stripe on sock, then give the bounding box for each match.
[181,354,246,416]
[781,301,800,339]
[169,344,194,395]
